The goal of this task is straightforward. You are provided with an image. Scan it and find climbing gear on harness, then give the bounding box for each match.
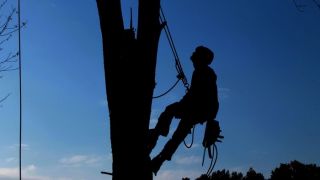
[202,120,223,176]
[203,120,223,148]
[202,119,224,176]
[152,6,189,99]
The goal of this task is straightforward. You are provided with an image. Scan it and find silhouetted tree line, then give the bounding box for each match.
[182,160,320,180]
[193,168,263,180]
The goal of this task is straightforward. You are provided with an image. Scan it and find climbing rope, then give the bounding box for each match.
[154,6,196,149]
[183,125,195,148]
[160,6,189,91]
[153,78,180,99]
[152,6,189,99]
[203,144,218,176]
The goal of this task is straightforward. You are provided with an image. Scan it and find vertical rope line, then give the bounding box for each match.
[18,0,22,179]
[160,6,189,89]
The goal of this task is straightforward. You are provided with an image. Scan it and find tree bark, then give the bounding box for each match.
[96,0,161,179]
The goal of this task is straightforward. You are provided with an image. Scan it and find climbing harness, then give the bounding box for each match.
[202,120,224,176]
[152,6,189,99]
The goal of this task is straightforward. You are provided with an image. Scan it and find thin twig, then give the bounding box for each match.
[0,93,10,104]
[0,8,15,33]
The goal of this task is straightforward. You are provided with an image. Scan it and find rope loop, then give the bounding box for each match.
[183,125,195,148]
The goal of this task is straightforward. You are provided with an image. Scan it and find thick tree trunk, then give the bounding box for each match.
[96,0,161,179]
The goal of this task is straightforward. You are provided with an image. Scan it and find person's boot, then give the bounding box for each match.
[147,128,159,154]
[151,154,165,176]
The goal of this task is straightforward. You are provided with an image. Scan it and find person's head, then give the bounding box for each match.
[191,46,214,66]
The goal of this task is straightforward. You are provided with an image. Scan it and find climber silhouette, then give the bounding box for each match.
[148,45,220,175]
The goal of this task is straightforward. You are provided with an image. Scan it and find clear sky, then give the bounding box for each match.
[0,0,320,180]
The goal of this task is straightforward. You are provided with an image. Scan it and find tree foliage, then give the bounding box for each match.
[194,160,319,180]
[271,160,320,180]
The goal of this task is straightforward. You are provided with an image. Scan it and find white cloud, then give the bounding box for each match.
[0,165,74,180]
[174,155,202,165]
[0,167,16,179]
[8,144,30,150]
[0,165,70,180]
[25,165,37,172]
[59,155,103,167]
[60,155,87,164]
[5,157,16,163]
[155,169,201,180]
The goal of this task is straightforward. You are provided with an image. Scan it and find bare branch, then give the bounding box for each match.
[0,0,20,106]
[0,1,22,74]
[0,66,18,72]
[0,33,11,46]
[0,93,10,104]
[0,27,19,36]
[0,52,18,64]
[0,8,16,34]
[0,53,19,71]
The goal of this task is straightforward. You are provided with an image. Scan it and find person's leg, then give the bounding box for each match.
[154,102,181,136]
[147,102,181,154]
[151,119,193,175]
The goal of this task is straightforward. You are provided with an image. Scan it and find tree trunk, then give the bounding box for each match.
[96,0,161,179]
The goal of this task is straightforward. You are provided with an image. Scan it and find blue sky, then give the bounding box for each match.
[0,0,320,179]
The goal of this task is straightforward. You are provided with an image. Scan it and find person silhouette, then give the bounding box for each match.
[148,45,220,175]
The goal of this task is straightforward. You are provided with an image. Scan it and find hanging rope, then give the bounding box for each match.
[201,144,218,176]
[159,6,189,91]
[155,6,196,148]
[152,6,189,99]
[153,78,180,99]
[183,125,195,148]
[18,0,23,179]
